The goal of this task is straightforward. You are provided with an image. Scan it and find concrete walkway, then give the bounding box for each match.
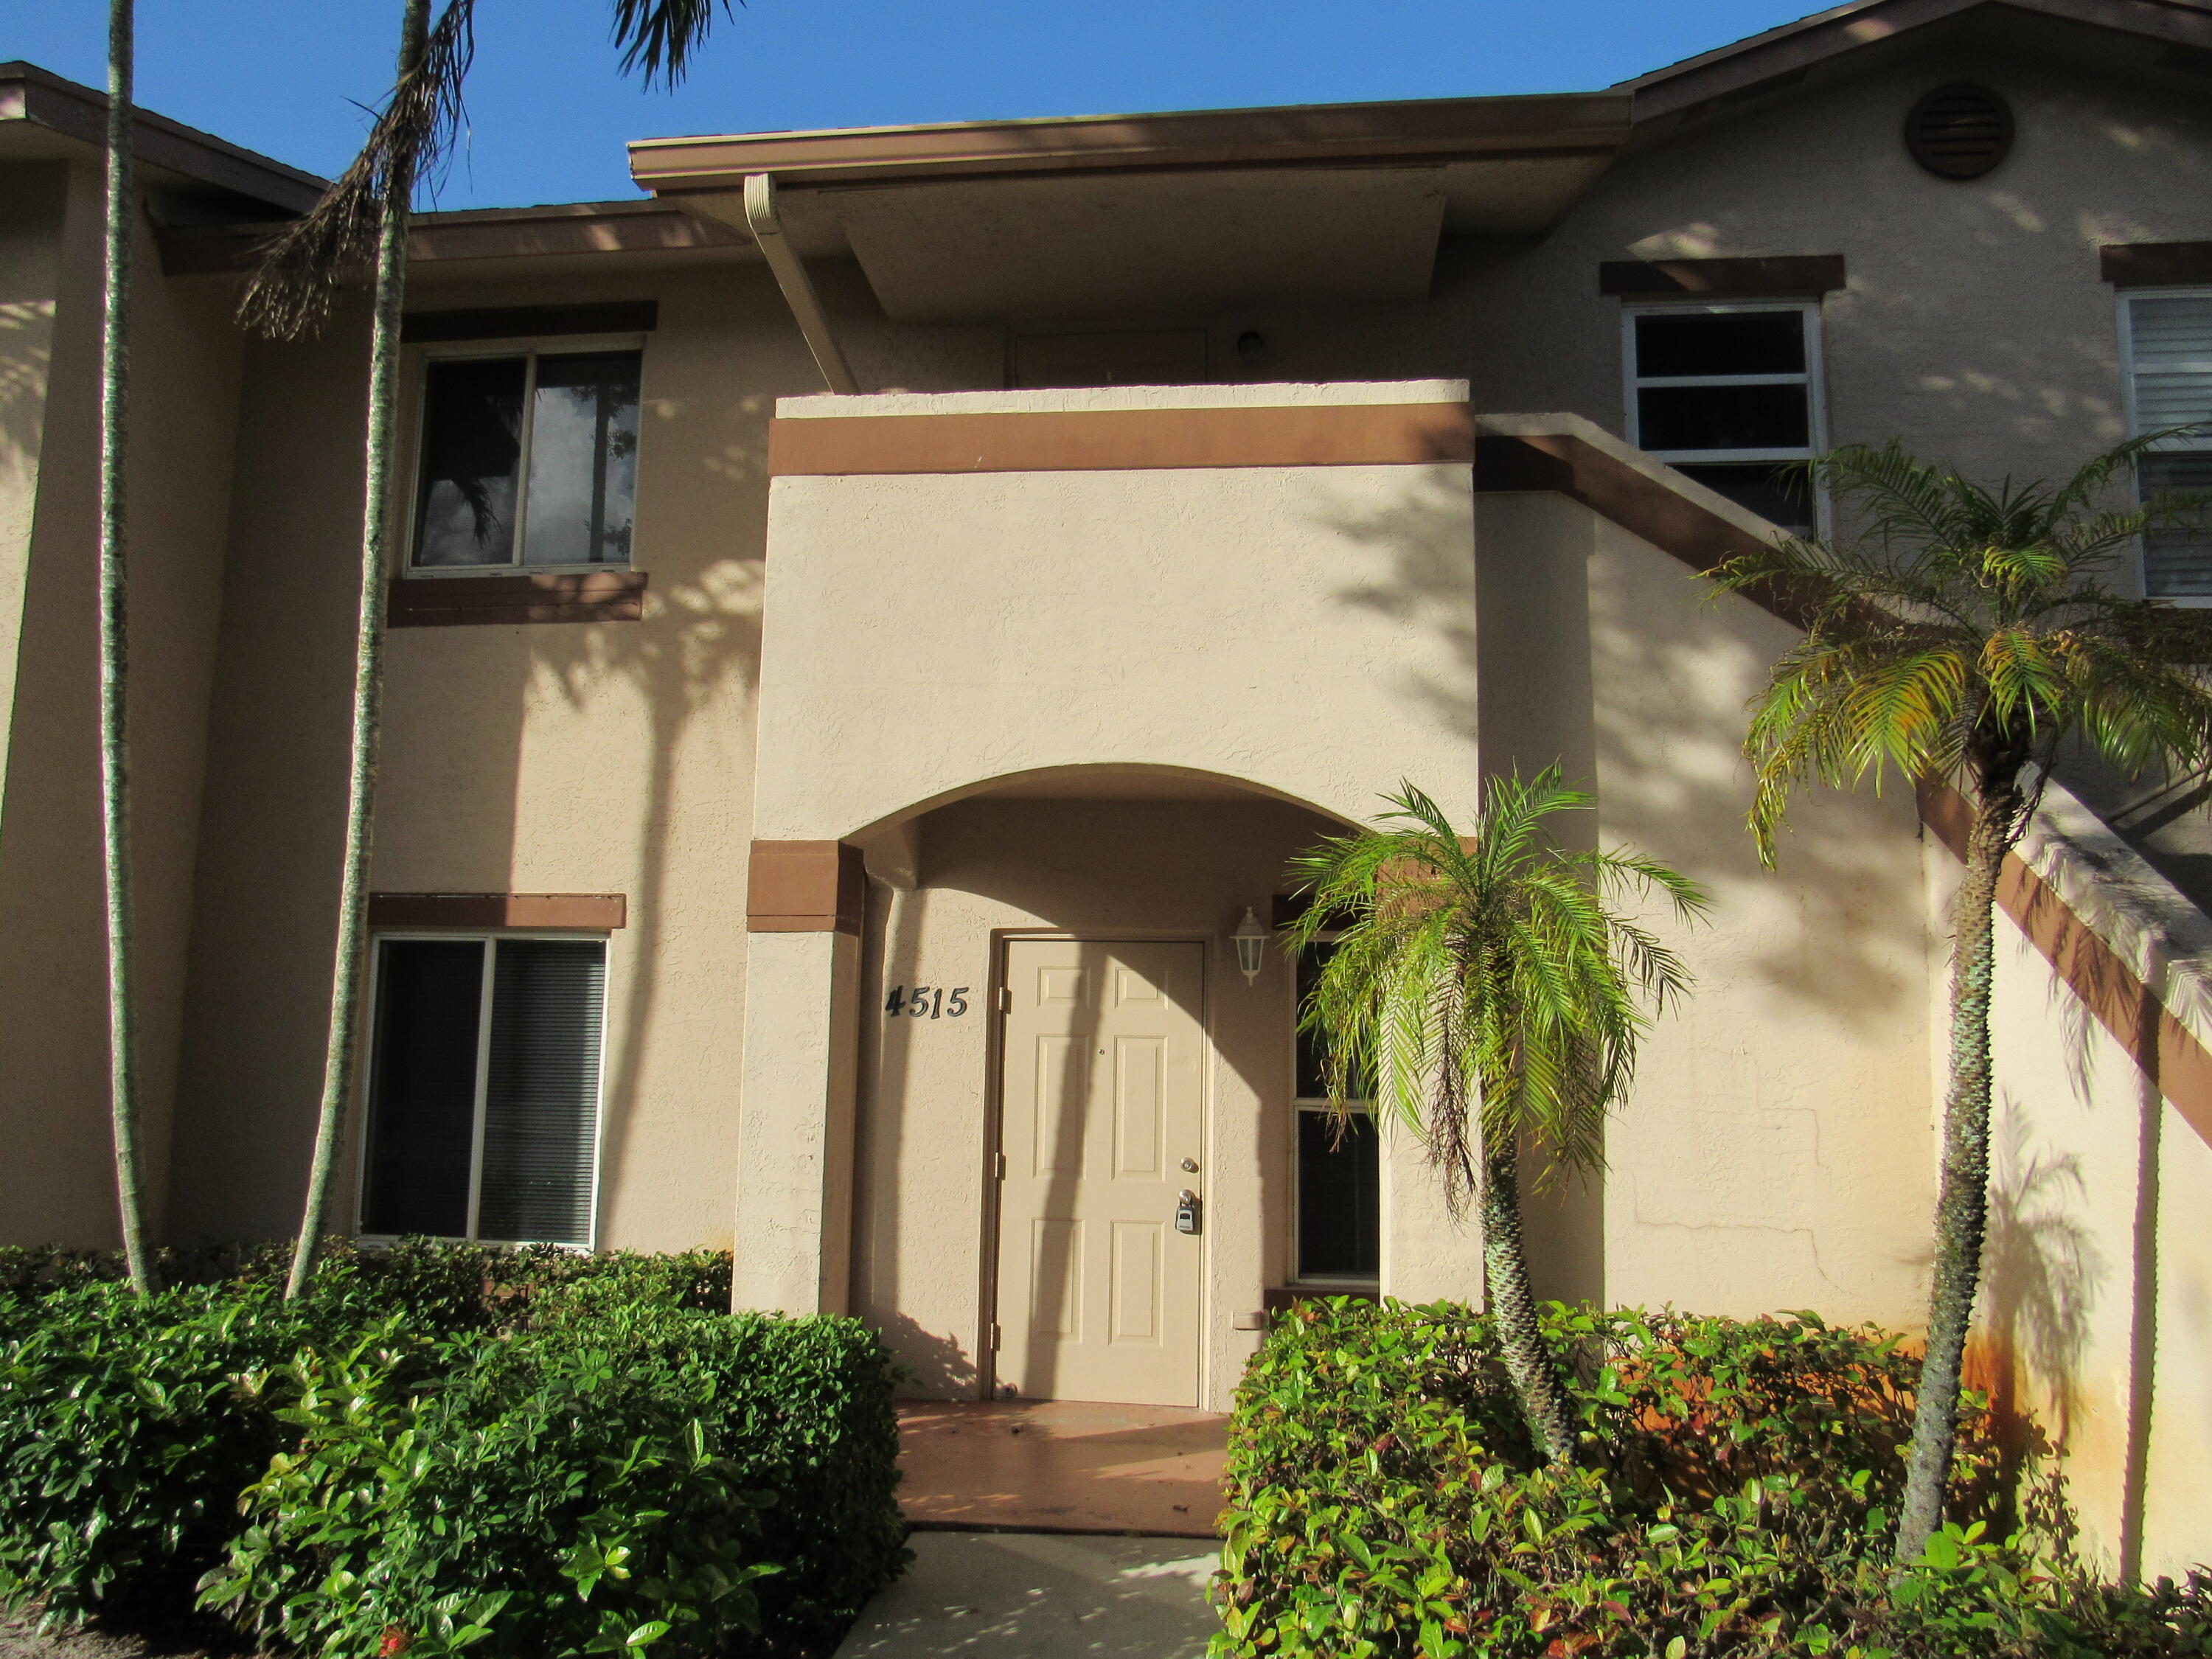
[834,1531,1219,1658]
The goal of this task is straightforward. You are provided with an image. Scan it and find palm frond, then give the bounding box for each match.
[610,0,735,86]
[238,0,476,340]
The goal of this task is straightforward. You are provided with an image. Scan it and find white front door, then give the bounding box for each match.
[995,939,1206,1406]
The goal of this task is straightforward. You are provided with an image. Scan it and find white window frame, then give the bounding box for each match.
[1290,933,1380,1289]
[352,929,611,1250]
[1621,299,1831,535]
[2117,288,2212,607]
[401,334,648,580]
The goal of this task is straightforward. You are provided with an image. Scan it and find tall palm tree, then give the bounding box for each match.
[239,1,734,1298]
[1286,771,1705,1465]
[99,0,153,1294]
[1707,438,2212,1563]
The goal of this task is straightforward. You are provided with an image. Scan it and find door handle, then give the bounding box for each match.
[1175,1189,1203,1235]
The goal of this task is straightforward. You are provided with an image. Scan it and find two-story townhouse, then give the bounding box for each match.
[7,0,2212,1573]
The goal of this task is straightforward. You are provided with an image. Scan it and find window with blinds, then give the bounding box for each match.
[1293,939,1380,1283]
[360,936,607,1246]
[2124,293,2212,599]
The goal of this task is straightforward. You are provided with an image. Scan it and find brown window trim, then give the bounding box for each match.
[1599,254,1846,298]
[388,569,647,628]
[2101,243,2212,288]
[1264,1285,1381,1314]
[368,892,627,930]
[399,301,658,344]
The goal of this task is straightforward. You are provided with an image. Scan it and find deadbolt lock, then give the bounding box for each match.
[1180,1157,1200,1173]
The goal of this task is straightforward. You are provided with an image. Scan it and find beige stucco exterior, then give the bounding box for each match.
[7,2,2212,1566]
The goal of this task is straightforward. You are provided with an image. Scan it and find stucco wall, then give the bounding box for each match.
[1473,488,1938,1329]
[1964,785,2212,1577]
[0,162,246,1248]
[1208,47,2212,552]
[170,263,830,1249]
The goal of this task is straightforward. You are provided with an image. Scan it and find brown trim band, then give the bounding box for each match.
[1599,254,1846,298]
[1916,781,2212,1151]
[748,841,866,935]
[389,570,647,628]
[400,302,659,344]
[768,403,1478,476]
[1473,432,1821,628]
[2101,242,2212,288]
[1263,1286,1381,1312]
[369,893,627,930]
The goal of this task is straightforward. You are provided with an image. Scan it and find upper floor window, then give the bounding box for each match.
[412,348,641,572]
[1623,303,1825,534]
[2121,291,2212,600]
[359,934,608,1246]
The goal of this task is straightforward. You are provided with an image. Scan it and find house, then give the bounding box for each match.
[4,0,2212,1573]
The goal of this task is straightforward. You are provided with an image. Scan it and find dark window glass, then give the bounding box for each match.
[1638,384,1810,453]
[414,358,525,568]
[521,353,641,567]
[476,941,605,1245]
[1634,310,1805,378]
[2141,452,2212,598]
[1298,1111,1380,1279]
[1674,462,1817,535]
[361,941,484,1236]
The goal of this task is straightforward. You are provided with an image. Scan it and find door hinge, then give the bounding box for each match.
[996,985,1012,1013]
[994,1152,1006,1180]
[987,1322,1001,1352]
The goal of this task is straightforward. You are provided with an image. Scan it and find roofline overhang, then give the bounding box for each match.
[626,89,1634,195]
[0,60,325,214]
[1624,0,2212,119]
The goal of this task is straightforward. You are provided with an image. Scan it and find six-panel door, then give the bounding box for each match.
[995,939,1206,1407]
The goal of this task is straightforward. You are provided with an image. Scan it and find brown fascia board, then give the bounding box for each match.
[0,60,324,213]
[158,198,747,277]
[626,90,1632,193]
[1623,0,2212,121]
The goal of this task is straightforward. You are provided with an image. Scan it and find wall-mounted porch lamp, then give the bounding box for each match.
[1233,908,1269,985]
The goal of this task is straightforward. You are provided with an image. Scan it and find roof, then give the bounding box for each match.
[0,60,324,217]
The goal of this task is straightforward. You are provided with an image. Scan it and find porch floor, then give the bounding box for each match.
[896,1400,1229,1538]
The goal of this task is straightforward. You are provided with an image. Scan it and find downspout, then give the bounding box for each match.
[743,173,860,395]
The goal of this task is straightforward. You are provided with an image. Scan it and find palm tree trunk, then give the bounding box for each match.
[1893,787,2014,1561]
[100,0,153,1295]
[285,0,431,1300]
[1478,1128,1577,1466]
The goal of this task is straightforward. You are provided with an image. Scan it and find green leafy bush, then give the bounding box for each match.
[0,1281,333,1627]
[1213,1300,2212,1658]
[200,1303,907,1659]
[1,1245,898,1656]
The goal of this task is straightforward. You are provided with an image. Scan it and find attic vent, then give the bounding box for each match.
[1905,83,2014,180]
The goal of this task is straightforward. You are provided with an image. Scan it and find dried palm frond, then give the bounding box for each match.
[238,0,476,341]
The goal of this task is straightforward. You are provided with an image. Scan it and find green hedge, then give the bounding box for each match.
[0,1245,905,1656]
[1213,1299,2212,1659]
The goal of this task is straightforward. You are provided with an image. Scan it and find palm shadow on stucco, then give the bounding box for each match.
[524,559,760,1240]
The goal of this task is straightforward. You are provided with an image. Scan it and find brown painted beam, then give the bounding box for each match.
[748,841,866,935]
[368,893,627,930]
[1599,254,1846,297]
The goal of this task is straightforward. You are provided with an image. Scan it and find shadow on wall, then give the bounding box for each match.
[524,559,762,1240]
[1980,1097,2103,1461]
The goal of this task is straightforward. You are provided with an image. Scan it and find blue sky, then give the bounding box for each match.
[13,1,1827,209]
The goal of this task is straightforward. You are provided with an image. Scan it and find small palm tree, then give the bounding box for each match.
[242,0,734,1298]
[1286,771,1706,1464]
[1708,437,2212,1563]
[98,0,153,1293]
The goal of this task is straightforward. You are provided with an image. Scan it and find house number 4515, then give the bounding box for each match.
[886,985,969,1019]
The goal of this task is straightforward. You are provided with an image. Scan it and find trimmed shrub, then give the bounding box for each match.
[200,1303,908,1659]
[0,1281,335,1627]
[0,1245,899,1656]
[1213,1299,2212,1658]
